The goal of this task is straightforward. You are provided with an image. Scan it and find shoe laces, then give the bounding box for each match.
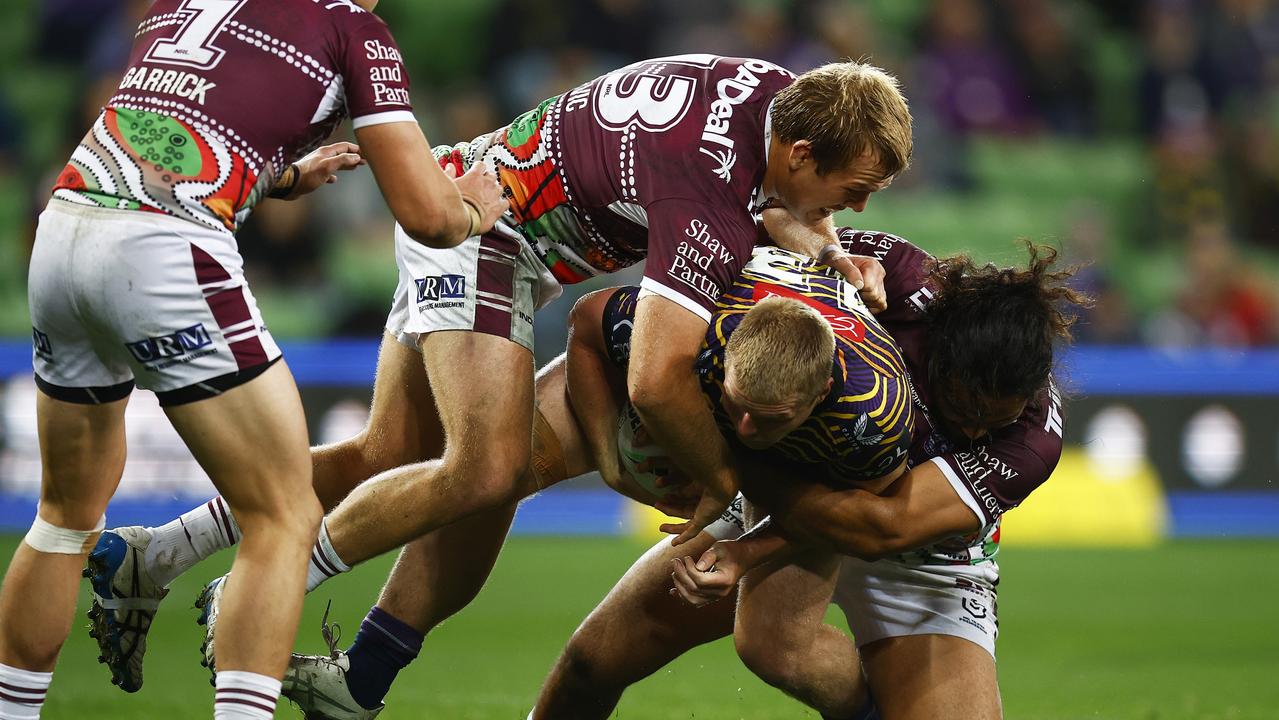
[320,600,343,660]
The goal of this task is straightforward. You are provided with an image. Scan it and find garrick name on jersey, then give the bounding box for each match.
[53,0,415,233]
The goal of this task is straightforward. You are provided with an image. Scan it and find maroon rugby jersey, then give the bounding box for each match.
[442,54,795,321]
[53,0,414,232]
[840,228,1065,565]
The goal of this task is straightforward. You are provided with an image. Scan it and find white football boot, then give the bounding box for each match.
[84,526,170,692]
[282,603,384,720]
[194,574,228,684]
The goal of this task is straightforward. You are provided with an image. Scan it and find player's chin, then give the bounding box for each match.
[737,434,775,450]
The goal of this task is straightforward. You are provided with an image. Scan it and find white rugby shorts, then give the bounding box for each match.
[833,556,1000,658]
[701,494,1000,657]
[28,199,280,406]
[385,219,561,353]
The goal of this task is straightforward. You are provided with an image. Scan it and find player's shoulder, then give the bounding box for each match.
[308,0,396,48]
[615,55,793,197]
[1011,383,1066,470]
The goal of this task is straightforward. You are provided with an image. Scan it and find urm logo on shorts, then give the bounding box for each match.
[416,275,466,302]
[126,324,213,363]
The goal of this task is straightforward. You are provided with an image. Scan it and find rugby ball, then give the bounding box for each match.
[616,401,671,499]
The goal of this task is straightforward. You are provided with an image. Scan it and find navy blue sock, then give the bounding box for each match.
[344,606,424,709]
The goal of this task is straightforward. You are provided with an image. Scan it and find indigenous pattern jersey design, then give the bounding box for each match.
[603,246,914,484]
[52,0,414,233]
[435,54,794,319]
[841,229,1066,568]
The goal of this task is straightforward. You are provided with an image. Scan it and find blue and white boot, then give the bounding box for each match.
[84,527,169,693]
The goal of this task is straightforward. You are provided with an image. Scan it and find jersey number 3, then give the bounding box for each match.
[145,0,248,70]
[593,70,696,132]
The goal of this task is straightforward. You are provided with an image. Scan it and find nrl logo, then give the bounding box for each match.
[699,146,736,182]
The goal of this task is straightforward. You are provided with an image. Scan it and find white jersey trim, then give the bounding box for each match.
[638,279,712,323]
[351,111,417,130]
[929,456,986,527]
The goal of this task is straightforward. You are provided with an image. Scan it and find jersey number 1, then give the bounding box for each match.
[146,0,247,70]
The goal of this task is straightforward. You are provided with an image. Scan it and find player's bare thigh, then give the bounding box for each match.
[860,634,1002,720]
[164,360,313,512]
[419,329,532,428]
[734,547,843,662]
[308,331,442,508]
[366,331,445,461]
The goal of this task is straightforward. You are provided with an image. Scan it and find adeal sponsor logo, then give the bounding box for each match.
[698,59,784,181]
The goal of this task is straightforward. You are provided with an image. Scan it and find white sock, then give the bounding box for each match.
[213,670,280,720]
[305,520,351,592]
[145,496,241,587]
[0,664,52,720]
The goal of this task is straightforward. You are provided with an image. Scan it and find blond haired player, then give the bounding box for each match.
[277,242,912,719]
[533,233,1087,720]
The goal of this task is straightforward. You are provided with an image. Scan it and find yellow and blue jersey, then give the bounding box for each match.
[602,246,913,484]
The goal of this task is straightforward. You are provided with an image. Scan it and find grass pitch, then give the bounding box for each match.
[7,535,1277,719]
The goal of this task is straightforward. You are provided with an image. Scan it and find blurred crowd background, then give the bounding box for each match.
[1,0,1277,364]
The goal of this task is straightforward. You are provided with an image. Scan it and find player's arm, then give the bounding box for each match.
[270,141,365,200]
[355,121,507,248]
[337,17,504,248]
[761,208,887,311]
[628,294,740,545]
[743,459,981,560]
[670,454,912,605]
[565,289,629,489]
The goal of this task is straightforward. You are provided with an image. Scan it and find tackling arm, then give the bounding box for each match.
[628,294,740,545]
[742,460,981,561]
[565,289,630,492]
[354,121,507,248]
[761,209,887,311]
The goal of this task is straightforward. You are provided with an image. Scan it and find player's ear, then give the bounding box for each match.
[788,140,813,171]
[818,375,834,402]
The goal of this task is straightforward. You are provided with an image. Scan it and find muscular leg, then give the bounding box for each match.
[0,393,129,673]
[310,332,444,510]
[532,532,734,720]
[323,331,536,567]
[165,360,322,677]
[734,547,866,716]
[860,635,1001,720]
[375,353,592,632]
[289,354,592,713]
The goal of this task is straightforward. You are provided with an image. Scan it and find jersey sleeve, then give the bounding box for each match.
[641,199,757,322]
[339,15,415,129]
[929,389,1065,526]
[837,228,936,324]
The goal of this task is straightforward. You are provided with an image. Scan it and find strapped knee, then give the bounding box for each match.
[24,510,105,554]
[531,407,567,490]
